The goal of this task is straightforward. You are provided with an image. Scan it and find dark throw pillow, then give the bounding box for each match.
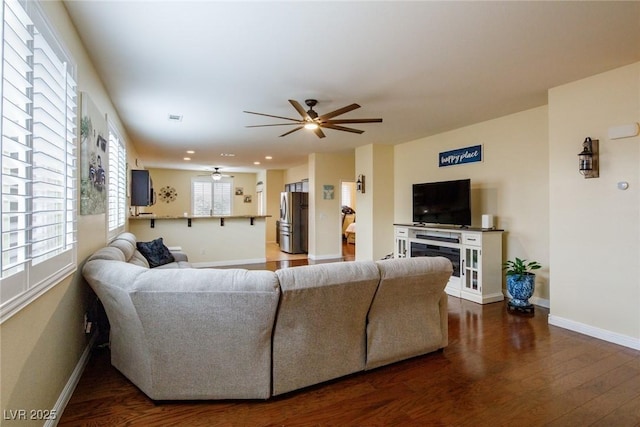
[136,237,175,268]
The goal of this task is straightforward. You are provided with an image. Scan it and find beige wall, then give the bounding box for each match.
[355,144,395,261]
[140,168,259,217]
[264,169,284,243]
[284,163,309,185]
[548,63,640,345]
[129,217,267,265]
[0,1,140,424]
[394,106,550,304]
[308,152,355,259]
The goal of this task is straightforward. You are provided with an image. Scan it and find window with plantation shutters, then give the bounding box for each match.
[191,177,232,216]
[108,123,126,236]
[1,0,78,322]
[341,182,352,209]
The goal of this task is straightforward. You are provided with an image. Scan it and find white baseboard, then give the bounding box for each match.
[193,258,266,268]
[307,253,343,261]
[46,334,97,427]
[548,314,640,351]
[530,296,550,309]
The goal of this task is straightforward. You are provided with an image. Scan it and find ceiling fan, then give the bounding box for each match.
[244,99,382,138]
[208,167,233,181]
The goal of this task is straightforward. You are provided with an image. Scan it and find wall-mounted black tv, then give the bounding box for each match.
[412,179,471,226]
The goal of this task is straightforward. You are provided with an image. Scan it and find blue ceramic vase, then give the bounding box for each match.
[507,274,535,307]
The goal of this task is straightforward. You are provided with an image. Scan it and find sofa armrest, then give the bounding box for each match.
[169,250,188,263]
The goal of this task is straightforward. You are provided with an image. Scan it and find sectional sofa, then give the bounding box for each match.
[82,232,452,400]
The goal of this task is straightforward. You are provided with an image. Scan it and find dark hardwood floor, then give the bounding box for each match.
[59,246,640,426]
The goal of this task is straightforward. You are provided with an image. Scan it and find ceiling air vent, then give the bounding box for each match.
[168,114,183,122]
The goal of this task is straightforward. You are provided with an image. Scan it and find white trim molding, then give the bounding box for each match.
[307,253,343,261]
[529,296,550,309]
[46,334,97,427]
[548,314,640,351]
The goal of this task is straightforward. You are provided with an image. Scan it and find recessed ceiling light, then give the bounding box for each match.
[183,157,191,161]
[254,161,261,165]
[220,153,235,157]
[186,150,195,154]
[168,114,183,122]
[265,156,273,160]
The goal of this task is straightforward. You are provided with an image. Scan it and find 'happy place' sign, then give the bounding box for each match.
[439,145,482,167]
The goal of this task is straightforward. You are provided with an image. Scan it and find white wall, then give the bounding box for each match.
[394,106,550,303]
[548,63,640,347]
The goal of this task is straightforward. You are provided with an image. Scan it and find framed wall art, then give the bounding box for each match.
[80,92,108,215]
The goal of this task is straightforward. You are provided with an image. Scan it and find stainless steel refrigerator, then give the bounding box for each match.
[279,192,308,254]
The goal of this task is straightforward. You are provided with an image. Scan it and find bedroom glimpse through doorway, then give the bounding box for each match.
[341,181,356,252]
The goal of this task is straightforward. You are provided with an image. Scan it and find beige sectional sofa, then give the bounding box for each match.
[82,232,452,400]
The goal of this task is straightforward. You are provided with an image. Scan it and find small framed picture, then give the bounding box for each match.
[323,185,334,200]
[244,195,252,203]
[235,187,244,196]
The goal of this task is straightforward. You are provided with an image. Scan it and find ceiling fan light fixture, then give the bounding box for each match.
[211,167,223,181]
[244,99,382,138]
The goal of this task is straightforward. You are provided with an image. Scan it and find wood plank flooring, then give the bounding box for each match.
[59,249,639,426]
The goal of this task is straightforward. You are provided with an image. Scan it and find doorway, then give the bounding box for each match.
[341,181,356,257]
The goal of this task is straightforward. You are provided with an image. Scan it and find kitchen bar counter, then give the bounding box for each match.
[128,215,270,266]
[130,214,270,227]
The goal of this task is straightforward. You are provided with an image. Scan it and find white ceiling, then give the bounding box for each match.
[63,1,640,173]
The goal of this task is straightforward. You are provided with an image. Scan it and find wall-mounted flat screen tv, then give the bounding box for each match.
[412,179,471,226]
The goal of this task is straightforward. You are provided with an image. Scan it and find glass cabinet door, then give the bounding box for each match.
[464,247,481,292]
[395,237,407,258]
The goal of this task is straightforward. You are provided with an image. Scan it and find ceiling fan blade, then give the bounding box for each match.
[280,125,305,137]
[320,123,364,134]
[314,127,326,138]
[246,123,303,128]
[288,100,310,120]
[324,118,383,124]
[243,110,302,122]
[318,103,360,121]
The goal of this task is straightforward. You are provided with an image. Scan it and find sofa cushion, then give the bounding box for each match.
[136,237,175,268]
[366,256,452,370]
[127,267,281,399]
[129,250,151,268]
[272,261,380,396]
[86,246,127,263]
[153,260,191,269]
[109,236,137,261]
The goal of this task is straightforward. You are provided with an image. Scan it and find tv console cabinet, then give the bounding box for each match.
[394,224,504,304]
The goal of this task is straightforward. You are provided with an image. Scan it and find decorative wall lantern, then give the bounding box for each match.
[356,174,365,193]
[578,137,599,179]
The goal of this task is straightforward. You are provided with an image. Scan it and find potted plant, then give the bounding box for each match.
[503,258,541,310]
